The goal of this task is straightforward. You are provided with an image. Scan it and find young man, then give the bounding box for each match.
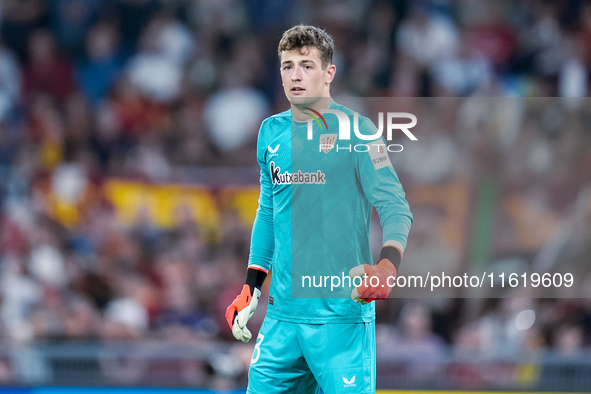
[226,25,413,393]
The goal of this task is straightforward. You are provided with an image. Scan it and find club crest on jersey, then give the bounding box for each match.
[319,133,338,154]
[270,162,326,185]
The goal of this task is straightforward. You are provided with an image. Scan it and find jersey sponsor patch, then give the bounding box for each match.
[320,133,338,154]
[270,162,326,185]
[367,142,392,170]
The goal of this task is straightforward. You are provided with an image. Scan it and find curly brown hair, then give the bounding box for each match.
[278,25,334,69]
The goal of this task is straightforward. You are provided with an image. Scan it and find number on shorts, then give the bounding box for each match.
[251,334,265,364]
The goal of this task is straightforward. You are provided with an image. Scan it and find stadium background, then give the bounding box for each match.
[0,0,590,392]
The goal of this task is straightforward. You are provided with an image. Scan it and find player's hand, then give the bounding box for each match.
[225,284,261,342]
[349,259,396,304]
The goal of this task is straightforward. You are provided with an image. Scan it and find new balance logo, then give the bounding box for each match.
[269,162,325,185]
[342,376,356,387]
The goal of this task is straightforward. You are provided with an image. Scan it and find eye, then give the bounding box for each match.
[282,65,292,70]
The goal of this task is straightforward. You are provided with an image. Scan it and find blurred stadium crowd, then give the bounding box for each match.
[1,0,591,390]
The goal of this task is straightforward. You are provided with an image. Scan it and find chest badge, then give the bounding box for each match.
[319,134,338,154]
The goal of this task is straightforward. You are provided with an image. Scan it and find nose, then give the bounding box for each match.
[291,66,302,82]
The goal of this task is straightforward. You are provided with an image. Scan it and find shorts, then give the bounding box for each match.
[247,316,376,394]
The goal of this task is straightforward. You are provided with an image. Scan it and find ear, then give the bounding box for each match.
[325,64,336,84]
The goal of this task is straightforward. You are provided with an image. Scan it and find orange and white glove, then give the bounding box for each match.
[349,246,401,304]
[225,268,267,342]
[225,284,261,342]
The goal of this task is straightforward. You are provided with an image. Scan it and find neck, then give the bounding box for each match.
[291,96,332,122]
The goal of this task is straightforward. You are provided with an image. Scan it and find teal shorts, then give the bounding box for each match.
[247,316,376,394]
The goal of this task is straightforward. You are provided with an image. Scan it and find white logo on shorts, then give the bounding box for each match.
[342,376,356,387]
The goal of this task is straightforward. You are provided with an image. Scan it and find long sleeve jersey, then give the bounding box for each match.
[247,100,413,324]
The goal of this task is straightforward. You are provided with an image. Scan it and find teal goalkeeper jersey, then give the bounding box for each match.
[248,101,413,324]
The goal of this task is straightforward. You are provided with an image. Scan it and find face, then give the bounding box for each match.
[280,47,336,107]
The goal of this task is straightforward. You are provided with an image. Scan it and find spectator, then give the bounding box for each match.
[47,0,102,59]
[124,15,186,104]
[203,87,268,163]
[0,41,21,122]
[396,1,459,95]
[76,21,123,106]
[0,0,47,61]
[0,254,42,342]
[23,29,75,102]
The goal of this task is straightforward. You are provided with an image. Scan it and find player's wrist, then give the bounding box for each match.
[245,267,267,295]
[378,245,402,273]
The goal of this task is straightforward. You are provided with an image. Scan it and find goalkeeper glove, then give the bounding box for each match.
[225,268,267,342]
[349,246,401,304]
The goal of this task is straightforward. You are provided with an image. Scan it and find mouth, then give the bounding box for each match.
[291,86,305,94]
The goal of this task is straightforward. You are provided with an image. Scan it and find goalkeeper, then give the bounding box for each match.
[226,25,413,394]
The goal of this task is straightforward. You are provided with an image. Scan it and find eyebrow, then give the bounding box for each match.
[281,59,317,66]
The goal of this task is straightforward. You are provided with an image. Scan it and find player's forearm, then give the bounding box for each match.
[378,211,411,275]
[247,209,274,273]
[380,212,412,252]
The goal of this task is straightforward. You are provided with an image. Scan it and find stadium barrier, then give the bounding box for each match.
[0,342,590,391]
[0,389,581,394]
